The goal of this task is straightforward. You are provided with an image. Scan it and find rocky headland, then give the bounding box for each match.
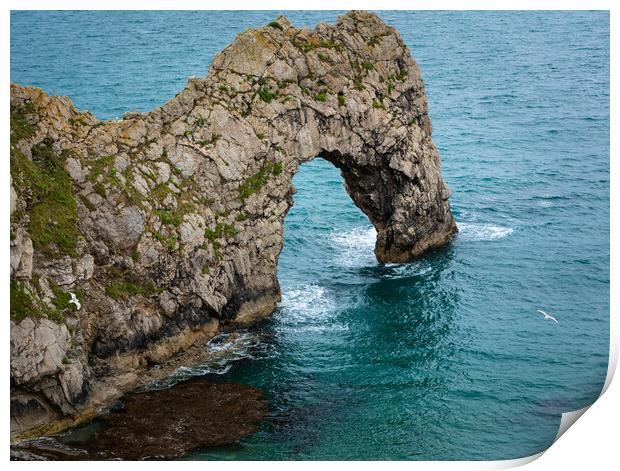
[10,11,457,441]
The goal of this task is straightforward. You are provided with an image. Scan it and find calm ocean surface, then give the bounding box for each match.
[11,11,610,460]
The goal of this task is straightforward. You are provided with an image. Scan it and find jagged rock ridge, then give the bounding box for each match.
[10,11,457,438]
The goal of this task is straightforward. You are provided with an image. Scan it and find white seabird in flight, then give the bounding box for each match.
[537,309,558,323]
[69,292,81,311]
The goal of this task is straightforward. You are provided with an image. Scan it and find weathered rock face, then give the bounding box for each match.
[9,11,456,439]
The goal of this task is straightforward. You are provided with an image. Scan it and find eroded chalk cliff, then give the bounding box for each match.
[10,11,457,438]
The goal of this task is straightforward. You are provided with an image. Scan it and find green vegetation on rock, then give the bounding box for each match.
[156,209,184,227]
[315,90,328,102]
[49,281,83,313]
[84,154,145,207]
[238,160,283,200]
[362,62,375,71]
[258,87,276,104]
[153,232,177,251]
[205,222,239,241]
[11,129,79,258]
[10,279,65,324]
[10,105,37,144]
[105,268,161,300]
[10,280,36,322]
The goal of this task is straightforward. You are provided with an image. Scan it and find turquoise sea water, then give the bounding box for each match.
[11,11,610,460]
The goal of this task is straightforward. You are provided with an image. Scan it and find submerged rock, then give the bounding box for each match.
[11,379,267,460]
[67,379,268,460]
[10,10,457,438]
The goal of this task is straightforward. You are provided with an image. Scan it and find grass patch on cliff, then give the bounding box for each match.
[238,160,283,200]
[258,87,277,104]
[353,77,365,91]
[49,281,84,312]
[388,69,408,82]
[372,99,385,109]
[85,156,145,207]
[10,137,79,258]
[105,268,161,300]
[362,62,375,71]
[156,209,183,227]
[86,155,115,182]
[10,280,37,322]
[205,222,239,241]
[314,90,328,102]
[153,232,178,251]
[10,105,37,144]
[10,280,65,324]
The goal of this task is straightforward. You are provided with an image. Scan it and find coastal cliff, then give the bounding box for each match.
[10,11,457,438]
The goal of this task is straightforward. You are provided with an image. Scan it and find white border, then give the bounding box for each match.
[4,1,616,468]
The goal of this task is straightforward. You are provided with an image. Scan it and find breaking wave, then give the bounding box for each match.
[329,226,378,267]
[276,284,348,332]
[144,330,264,390]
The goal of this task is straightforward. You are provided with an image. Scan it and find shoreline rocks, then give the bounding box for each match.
[10,10,456,440]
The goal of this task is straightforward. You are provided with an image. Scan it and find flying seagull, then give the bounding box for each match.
[537,310,558,323]
[69,292,81,311]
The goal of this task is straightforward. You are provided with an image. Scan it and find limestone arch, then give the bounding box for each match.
[11,10,456,328]
[9,11,458,436]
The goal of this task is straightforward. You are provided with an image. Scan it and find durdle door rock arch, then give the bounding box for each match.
[10,11,457,437]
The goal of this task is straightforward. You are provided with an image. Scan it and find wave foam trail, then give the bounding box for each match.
[277,284,348,332]
[279,285,335,319]
[457,222,514,241]
[329,226,377,267]
[382,262,434,279]
[144,331,263,390]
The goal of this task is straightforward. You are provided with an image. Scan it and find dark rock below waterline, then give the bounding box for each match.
[78,379,268,460]
[13,379,268,460]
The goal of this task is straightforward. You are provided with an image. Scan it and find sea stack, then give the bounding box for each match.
[10,11,456,439]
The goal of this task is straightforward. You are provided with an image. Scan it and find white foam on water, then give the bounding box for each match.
[144,330,263,390]
[457,222,514,241]
[279,284,336,320]
[286,324,350,333]
[329,226,378,267]
[277,284,349,332]
[383,263,434,279]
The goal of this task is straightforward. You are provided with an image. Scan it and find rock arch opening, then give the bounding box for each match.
[279,157,377,276]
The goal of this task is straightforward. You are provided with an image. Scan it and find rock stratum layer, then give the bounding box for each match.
[10,11,456,439]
